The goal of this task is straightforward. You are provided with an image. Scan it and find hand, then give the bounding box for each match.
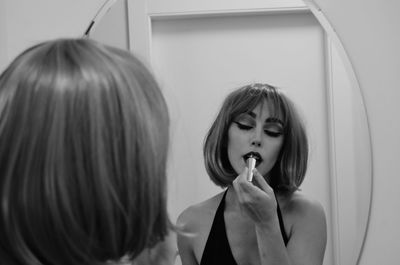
[232,167,278,227]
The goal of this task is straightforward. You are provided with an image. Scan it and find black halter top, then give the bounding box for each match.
[200,189,288,265]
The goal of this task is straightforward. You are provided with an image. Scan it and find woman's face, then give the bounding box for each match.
[227,100,284,178]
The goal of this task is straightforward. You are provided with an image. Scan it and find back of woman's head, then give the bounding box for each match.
[0,38,170,265]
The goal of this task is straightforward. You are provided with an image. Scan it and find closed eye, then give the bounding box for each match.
[264,130,283,137]
[234,122,252,130]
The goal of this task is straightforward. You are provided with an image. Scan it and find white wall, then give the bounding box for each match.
[88,0,130,50]
[312,0,400,264]
[147,0,305,14]
[149,13,334,265]
[0,0,7,72]
[0,0,103,72]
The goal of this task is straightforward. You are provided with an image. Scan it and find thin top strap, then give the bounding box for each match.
[276,197,289,246]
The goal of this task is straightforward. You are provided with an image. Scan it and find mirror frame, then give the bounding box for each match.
[83,0,118,38]
[85,1,373,264]
[303,1,373,264]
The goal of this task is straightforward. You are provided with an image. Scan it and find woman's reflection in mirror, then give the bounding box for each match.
[0,38,177,265]
[177,83,327,265]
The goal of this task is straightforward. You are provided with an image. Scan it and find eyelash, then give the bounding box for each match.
[234,122,283,137]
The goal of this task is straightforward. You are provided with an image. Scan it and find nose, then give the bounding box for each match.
[251,127,262,147]
[251,140,261,147]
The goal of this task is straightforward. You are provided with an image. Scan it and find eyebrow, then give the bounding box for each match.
[265,117,284,126]
[247,111,284,126]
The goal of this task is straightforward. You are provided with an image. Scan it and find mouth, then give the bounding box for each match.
[243,152,263,167]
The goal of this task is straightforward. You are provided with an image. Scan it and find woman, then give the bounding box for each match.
[0,38,176,265]
[177,83,327,265]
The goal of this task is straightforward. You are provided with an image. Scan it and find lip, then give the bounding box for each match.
[243,152,263,167]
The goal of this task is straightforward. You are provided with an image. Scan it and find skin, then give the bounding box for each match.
[134,231,179,265]
[227,101,284,181]
[177,100,327,265]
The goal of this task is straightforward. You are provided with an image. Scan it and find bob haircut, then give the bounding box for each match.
[0,38,170,265]
[203,83,308,193]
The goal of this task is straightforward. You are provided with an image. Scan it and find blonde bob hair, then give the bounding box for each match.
[203,83,308,193]
[0,38,170,265]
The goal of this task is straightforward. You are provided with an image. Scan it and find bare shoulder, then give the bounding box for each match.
[278,191,324,215]
[176,191,225,232]
[176,191,226,264]
[276,192,327,264]
[277,191,326,234]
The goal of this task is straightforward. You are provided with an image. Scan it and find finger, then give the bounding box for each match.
[232,169,245,194]
[252,169,274,194]
[232,174,248,209]
[232,168,257,198]
[237,168,256,190]
[233,167,247,187]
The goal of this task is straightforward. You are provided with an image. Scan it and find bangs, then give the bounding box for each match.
[228,84,286,127]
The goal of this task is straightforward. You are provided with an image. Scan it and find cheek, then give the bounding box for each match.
[260,140,284,172]
[226,131,236,162]
[273,140,284,158]
[226,128,244,172]
[272,145,283,162]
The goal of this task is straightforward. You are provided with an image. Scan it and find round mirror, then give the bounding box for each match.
[85,1,372,265]
[302,2,372,265]
[83,0,129,50]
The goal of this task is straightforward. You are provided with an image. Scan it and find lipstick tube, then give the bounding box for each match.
[247,157,256,182]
